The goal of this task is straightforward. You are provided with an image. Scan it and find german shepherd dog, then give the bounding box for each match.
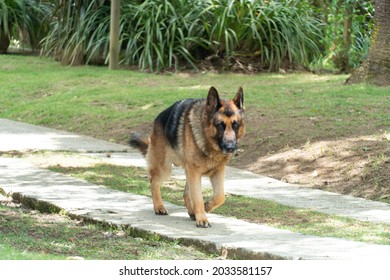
[130,87,245,227]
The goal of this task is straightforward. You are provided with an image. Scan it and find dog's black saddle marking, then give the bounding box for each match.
[155,98,200,148]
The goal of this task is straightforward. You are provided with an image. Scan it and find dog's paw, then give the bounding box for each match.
[154,206,168,215]
[196,220,211,228]
[195,214,211,228]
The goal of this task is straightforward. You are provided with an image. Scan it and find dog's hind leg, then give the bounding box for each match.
[148,159,171,215]
[205,166,226,213]
[149,168,170,215]
[147,130,172,215]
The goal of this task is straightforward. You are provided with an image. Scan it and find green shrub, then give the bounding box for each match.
[316,0,374,72]
[41,0,323,72]
[121,0,210,71]
[0,0,51,53]
[40,1,106,65]
[204,0,323,70]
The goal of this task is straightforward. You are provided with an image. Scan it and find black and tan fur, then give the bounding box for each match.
[130,86,245,227]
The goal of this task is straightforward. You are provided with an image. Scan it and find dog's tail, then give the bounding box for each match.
[129,132,149,157]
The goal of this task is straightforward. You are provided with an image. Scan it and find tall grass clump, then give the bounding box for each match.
[41,0,209,70]
[0,0,51,53]
[121,0,210,71]
[203,0,323,71]
[41,0,323,72]
[40,0,109,66]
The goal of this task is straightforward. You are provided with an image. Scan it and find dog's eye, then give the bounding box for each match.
[216,122,226,132]
[232,121,240,131]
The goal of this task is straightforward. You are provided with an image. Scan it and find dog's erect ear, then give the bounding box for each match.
[206,86,222,118]
[233,86,244,110]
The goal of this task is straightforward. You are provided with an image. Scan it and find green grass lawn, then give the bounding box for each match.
[0,54,389,259]
[0,204,215,260]
[1,54,388,147]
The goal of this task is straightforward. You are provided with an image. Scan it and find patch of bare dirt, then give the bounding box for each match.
[233,132,390,202]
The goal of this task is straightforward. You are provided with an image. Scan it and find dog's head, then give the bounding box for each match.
[205,86,245,154]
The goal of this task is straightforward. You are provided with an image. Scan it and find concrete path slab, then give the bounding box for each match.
[0,118,129,152]
[87,152,390,224]
[1,157,389,260]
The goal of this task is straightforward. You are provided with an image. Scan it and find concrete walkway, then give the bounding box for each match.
[0,118,389,259]
[0,118,128,152]
[90,152,390,224]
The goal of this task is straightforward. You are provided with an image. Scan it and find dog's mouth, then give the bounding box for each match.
[221,149,236,154]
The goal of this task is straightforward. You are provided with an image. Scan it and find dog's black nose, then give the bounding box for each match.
[221,141,237,154]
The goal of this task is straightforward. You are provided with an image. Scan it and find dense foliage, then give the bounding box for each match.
[0,0,51,52]
[1,0,375,72]
[320,0,374,71]
[40,0,324,71]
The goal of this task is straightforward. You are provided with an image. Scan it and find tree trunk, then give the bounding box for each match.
[109,0,120,70]
[347,0,390,86]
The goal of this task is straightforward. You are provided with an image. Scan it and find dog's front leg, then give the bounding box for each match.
[205,166,225,213]
[183,182,195,220]
[186,166,210,228]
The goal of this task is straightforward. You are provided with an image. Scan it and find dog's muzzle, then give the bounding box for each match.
[221,140,237,154]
